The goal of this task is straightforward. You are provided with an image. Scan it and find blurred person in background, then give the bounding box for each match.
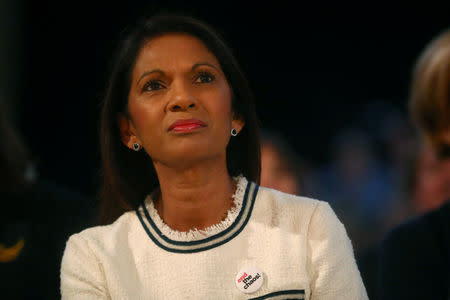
[410,144,450,213]
[378,29,450,300]
[260,131,305,195]
[310,128,394,254]
[386,142,450,227]
[357,101,417,179]
[0,101,95,299]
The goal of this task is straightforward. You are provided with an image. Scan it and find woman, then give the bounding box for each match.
[378,29,450,300]
[61,13,368,299]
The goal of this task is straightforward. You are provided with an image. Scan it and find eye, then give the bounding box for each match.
[194,71,215,84]
[143,80,165,92]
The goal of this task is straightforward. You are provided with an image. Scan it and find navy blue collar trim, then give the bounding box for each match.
[136,181,259,253]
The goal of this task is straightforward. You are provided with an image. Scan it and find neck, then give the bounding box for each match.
[152,156,236,232]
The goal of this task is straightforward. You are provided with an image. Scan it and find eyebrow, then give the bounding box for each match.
[136,62,221,87]
[191,62,220,72]
[137,69,164,87]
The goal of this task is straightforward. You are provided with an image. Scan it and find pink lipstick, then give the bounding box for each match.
[168,119,206,133]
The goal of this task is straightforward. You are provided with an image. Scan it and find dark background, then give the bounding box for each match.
[5,1,450,195]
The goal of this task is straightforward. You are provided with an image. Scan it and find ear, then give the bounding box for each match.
[117,113,142,150]
[231,112,245,134]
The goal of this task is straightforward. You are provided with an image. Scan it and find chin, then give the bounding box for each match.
[164,147,225,166]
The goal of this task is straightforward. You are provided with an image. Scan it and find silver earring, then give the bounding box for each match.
[132,143,141,151]
[231,128,238,136]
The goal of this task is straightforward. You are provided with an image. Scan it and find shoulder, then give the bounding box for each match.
[255,185,341,235]
[382,201,450,254]
[383,215,429,247]
[378,203,449,299]
[255,187,367,298]
[61,209,140,288]
[65,210,138,254]
[257,185,327,211]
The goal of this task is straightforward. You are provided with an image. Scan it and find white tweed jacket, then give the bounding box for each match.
[61,176,368,299]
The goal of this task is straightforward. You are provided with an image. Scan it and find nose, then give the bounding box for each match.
[167,81,197,112]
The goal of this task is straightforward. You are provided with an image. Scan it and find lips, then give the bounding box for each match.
[168,119,207,132]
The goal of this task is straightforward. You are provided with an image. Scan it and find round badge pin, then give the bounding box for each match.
[235,266,264,294]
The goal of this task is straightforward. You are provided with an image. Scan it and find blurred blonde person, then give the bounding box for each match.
[378,29,450,300]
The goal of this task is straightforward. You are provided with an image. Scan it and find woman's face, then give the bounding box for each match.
[120,33,243,168]
[413,145,450,213]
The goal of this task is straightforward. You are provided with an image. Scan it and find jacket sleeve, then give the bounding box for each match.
[307,201,368,300]
[60,234,109,299]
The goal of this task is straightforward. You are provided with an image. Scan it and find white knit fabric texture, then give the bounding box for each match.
[61,179,369,300]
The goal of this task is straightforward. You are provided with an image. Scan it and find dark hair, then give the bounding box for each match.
[98,13,260,224]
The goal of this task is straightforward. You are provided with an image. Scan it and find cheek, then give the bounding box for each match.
[128,100,161,141]
[209,84,233,125]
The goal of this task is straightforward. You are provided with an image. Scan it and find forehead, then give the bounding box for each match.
[133,33,220,72]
